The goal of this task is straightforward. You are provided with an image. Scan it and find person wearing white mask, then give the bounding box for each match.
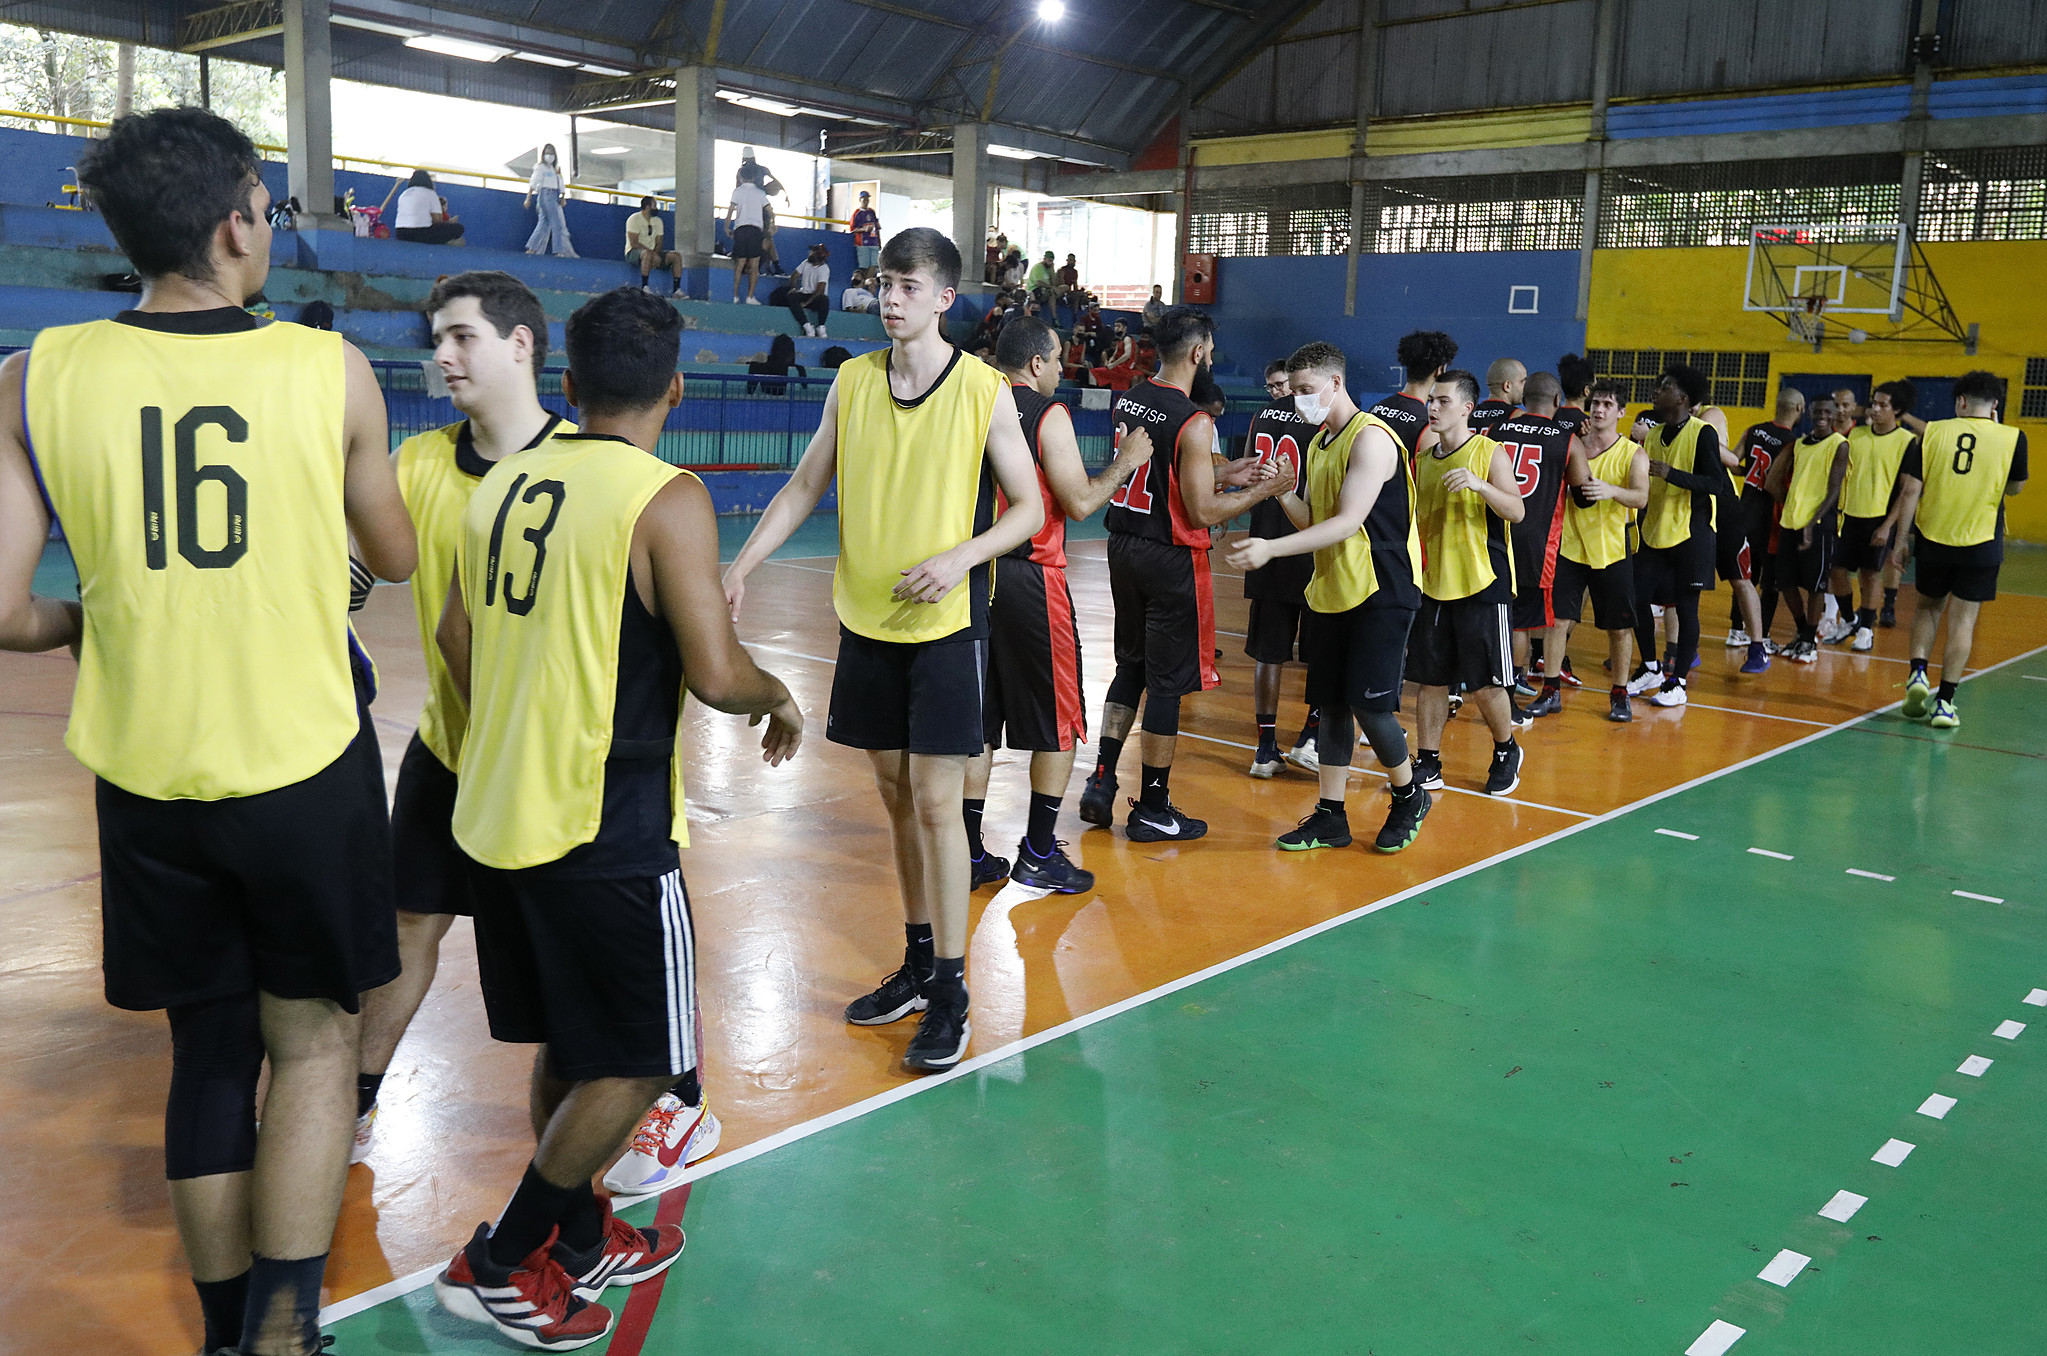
[523,143,577,257]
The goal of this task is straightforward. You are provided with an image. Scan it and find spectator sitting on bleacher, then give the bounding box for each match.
[1063,326,1092,385]
[789,242,831,336]
[1091,319,1138,390]
[1142,284,1166,334]
[1026,251,1056,306]
[394,169,464,246]
[747,332,806,393]
[842,268,877,314]
[1055,254,1081,315]
[986,231,1008,284]
[523,144,575,256]
[999,246,1027,289]
[626,196,681,294]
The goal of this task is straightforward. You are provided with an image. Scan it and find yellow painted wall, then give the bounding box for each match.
[1193,129,1351,167]
[1588,241,2047,540]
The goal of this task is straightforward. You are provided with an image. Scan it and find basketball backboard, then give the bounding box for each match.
[1741,222,1974,352]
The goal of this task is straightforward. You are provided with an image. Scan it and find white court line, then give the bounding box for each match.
[1748,847,1795,860]
[1757,1249,1811,1287]
[1872,1138,1916,1166]
[2023,674,2047,682]
[1174,729,1596,819]
[1684,699,1833,728]
[1958,1055,1993,1076]
[744,640,840,665]
[1846,868,1895,881]
[320,638,2047,1326]
[1686,1320,1746,1356]
[1655,828,1700,840]
[1953,890,2006,903]
[2024,989,2047,1007]
[1818,1189,1867,1222]
[1993,1019,2027,1039]
[767,560,835,575]
[1917,1093,1957,1119]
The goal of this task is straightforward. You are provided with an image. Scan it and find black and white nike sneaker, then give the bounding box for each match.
[902,993,971,1072]
[1125,800,1208,843]
[843,963,927,1026]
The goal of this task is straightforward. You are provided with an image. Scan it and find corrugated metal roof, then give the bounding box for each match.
[1377,1,1595,117]
[1614,0,1913,98]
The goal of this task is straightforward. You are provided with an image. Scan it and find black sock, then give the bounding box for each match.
[962,799,985,857]
[1095,734,1124,779]
[194,1271,248,1353]
[1025,791,1061,856]
[1316,797,1346,818]
[1884,587,1898,607]
[241,1253,326,1356]
[1418,747,1439,762]
[490,1163,583,1268]
[906,923,934,980]
[1542,676,1561,693]
[1139,764,1170,808]
[1836,592,1854,618]
[1798,623,1818,643]
[1255,712,1277,755]
[1910,657,1929,678]
[1392,777,1421,800]
[355,1072,383,1118]
[929,955,967,1003]
[1858,607,1877,629]
[1937,679,1957,702]
[1295,707,1321,746]
[1494,737,1516,753]
[1663,644,1677,672]
[556,1180,605,1255]
[668,1068,700,1107]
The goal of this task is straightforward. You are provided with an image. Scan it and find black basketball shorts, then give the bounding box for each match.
[1108,532,1218,699]
[96,701,398,1013]
[1406,597,1514,692]
[1552,553,1635,632]
[1836,514,1894,574]
[391,732,473,917]
[984,559,1086,753]
[471,865,699,1081]
[1303,602,1415,715]
[827,626,987,757]
[1244,598,1305,665]
[1774,520,1835,595]
[1911,535,2000,603]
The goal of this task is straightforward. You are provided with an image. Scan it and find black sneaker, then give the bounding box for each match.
[1010,840,1094,893]
[1275,804,1351,851]
[1879,601,1897,628]
[1374,786,1432,853]
[1077,769,1117,827]
[1125,799,1207,843]
[1485,741,1524,796]
[1509,699,1534,729]
[970,851,1010,889]
[1607,690,1632,723]
[843,963,928,1026]
[1526,687,1563,717]
[902,992,970,1072]
[1412,751,1445,791]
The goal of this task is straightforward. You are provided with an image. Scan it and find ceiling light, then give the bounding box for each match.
[1038,0,1065,20]
[732,95,804,116]
[404,34,512,62]
[333,16,421,38]
[514,51,583,67]
[589,146,632,155]
[987,144,1039,159]
[576,62,635,76]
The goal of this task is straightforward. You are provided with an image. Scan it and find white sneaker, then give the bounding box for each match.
[1626,663,1665,696]
[1649,682,1688,708]
[1284,740,1320,773]
[802,323,815,336]
[602,1094,723,1197]
[1818,617,1856,645]
[1820,595,1839,625]
[1789,639,1819,664]
[350,1105,377,1165]
[744,296,761,305]
[1726,628,1750,647]
[1851,626,1874,652]
[1248,754,1281,779]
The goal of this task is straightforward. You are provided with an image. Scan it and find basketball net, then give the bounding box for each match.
[1790,291,1829,343]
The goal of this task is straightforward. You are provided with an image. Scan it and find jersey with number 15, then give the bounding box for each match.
[26,316,364,802]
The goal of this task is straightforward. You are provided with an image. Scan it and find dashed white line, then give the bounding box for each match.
[1846,868,1895,881]
[1757,1249,1812,1287]
[1818,1189,1868,1222]
[1993,1020,2027,1040]
[1872,1138,1916,1166]
[1953,890,2006,903]
[2022,674,2047,682]
[1958,1055,1994,1076]
[2022,988,2047,1007]
[1655,828,1700,840]
[1686,1320,1747,1356]
[1747,847,1795,860]
[1917,1093,1957,1119]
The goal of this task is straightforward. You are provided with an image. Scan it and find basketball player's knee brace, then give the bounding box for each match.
[1105,666,1146,711]
[1140,692,1181,737]
[1316,707,1356,766]
[165,993,264,1180]
[1356,709,1411,769]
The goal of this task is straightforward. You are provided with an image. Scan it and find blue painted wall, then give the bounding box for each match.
[1204,251,1587,399]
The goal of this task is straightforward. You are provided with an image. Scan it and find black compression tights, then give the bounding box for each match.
[165,993,265,1180]
[1636,589,1701,680]
[1316,706,1410,770]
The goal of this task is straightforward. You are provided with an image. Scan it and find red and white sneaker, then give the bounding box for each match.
[434,1224,614,1350]
[601,1094,722,1196]
[554,1200,687,1300]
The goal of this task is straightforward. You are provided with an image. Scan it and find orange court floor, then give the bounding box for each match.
[4,533,2044,1354]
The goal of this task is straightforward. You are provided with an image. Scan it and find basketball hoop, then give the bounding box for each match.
[1800,292,1829,317]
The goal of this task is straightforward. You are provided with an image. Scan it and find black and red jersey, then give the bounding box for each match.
[1736,420,1794,495]
[1491,410,1575,590]
[1003,382,1067,569]
[1243,398,1314,604]
[1367,391,1428,458]
[1471,398,1518,436]
[1105,377,1208,549]
[1556,404,1588,439]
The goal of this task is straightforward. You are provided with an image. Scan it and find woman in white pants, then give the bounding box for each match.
[523,143,577,257]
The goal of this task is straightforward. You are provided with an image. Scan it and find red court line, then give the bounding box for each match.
[605,1185,692,1356]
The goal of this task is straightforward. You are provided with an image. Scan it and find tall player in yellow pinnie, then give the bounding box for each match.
[0,108,416,1356]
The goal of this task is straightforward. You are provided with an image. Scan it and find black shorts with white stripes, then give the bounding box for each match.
[470,865,698,1081]
[1405,596,1513,692]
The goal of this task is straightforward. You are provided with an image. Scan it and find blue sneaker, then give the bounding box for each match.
[1009,840,1094,893]
[970,851,1010,889]
[1740,641,1770,674]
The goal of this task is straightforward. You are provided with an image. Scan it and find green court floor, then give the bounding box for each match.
[332,657,2046,1355]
